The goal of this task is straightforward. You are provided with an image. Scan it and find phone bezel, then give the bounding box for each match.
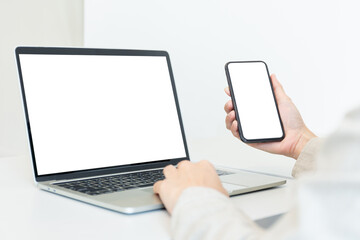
[225,60,285,143]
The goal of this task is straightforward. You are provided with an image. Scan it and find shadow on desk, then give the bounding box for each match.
[255,213,284,229]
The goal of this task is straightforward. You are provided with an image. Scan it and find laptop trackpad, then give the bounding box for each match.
[222,182,247,194]
[141,187,155,194]
[98,188,161,207]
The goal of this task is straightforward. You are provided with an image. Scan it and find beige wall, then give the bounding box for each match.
[0,0,83,156]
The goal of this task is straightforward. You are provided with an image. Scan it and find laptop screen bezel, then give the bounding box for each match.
[15,47,190,182]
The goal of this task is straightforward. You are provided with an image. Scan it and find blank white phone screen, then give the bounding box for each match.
[19,54,186,175]
[227,62,283,141]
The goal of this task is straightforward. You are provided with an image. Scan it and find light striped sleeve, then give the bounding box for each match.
[171,187,264,240]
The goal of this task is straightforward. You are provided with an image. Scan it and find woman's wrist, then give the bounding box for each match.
[293,127,317,160]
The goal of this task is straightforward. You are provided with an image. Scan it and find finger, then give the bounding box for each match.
[230,120,240,139]
[270,74,288,102]
[153,180,163,194]
[197,159,210,166]
[224,100,233,114]
[197,160,215,171]
[176,160,190,169]
[224,87,231,96]
[225,111,236,130]
[163,165,177,178]
[270,74,280,89]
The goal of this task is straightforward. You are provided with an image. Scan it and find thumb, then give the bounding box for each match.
[224,87,231,97]
[153,180,163,194]
[270,74,289,103]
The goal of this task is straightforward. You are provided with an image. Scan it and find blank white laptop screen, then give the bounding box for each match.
[19,54,186,175]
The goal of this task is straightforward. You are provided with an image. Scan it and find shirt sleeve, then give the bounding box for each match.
[291,137,324,178]
[171,187,264,240]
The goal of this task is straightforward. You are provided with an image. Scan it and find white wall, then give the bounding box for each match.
[84,0,360,143]
[2,0,359,166]
[0,0,83,156]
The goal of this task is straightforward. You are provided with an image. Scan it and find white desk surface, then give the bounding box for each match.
[1,136,295,240]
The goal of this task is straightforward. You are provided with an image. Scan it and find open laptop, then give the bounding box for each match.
[15,47,286,214]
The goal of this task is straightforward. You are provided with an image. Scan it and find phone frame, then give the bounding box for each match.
[225,60,285,143]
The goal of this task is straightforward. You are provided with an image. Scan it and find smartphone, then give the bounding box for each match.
[225,61,285,143]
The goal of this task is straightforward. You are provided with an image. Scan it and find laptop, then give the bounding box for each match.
[15,47,286,214]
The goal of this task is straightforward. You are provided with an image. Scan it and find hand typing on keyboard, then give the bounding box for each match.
[153,160,228,214]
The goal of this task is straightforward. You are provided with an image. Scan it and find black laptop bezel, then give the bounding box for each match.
[15,46,190,182]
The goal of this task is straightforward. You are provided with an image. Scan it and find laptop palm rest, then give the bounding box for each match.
[220,171,286,195]
[92,188,163,214]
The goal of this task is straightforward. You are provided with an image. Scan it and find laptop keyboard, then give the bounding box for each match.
[216,169,233,176]
[54,168,233,196]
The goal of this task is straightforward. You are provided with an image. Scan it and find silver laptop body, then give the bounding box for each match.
[16,47,285,214]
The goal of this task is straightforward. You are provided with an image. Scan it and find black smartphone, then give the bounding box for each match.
[225,61,285,143]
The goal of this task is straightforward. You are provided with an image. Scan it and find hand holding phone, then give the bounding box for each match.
[225,61,285,143]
